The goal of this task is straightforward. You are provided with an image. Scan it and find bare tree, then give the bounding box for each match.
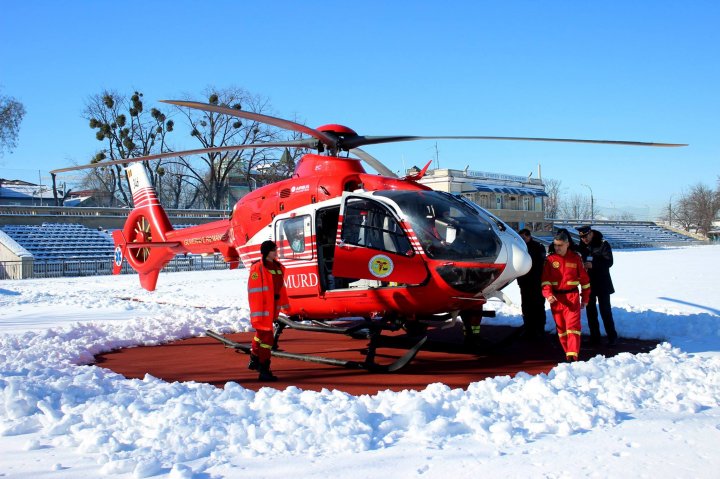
[559,193,592,220]
[81,91,174,205]
[683,183,718,235]
[169,87,284,209]
[543,178,561,219]
[674,193,695,231]
[0,90,25,157]
[157,162,201,209]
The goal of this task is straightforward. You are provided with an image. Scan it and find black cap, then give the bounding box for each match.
[260,240,277,259]
[576,225,592,235]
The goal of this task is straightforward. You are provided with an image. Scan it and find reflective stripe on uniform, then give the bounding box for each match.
[251,311,270,317]
[559,329,581,337]
[566,352,578,357]
[249,286,269,294]
[541,281,557,287]
[268,269,282,274]
[254,336,273,349]
[581,283,590,290]
[566,280,580,286]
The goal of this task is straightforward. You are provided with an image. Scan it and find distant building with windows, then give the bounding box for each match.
[414,168,549,232]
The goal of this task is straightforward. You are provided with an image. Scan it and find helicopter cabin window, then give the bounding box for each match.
[374,190,502,262]
[341,198,412,256]
[276,215,312,259]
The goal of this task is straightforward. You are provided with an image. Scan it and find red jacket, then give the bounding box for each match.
[541,251,591,305]
[248,260,290,331]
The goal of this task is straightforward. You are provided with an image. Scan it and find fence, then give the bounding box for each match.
[0,254,232,281]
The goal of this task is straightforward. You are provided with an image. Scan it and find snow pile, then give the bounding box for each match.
[1,245,719,478]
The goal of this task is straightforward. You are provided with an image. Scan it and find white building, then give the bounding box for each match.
[415,168,550,233]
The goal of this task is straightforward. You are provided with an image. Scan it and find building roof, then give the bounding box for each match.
[472,183,548,197]
[0,180,57,200]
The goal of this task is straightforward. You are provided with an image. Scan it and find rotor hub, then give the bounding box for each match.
[316,124,358,136]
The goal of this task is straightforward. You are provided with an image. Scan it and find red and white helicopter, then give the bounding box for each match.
[52,100,684,371]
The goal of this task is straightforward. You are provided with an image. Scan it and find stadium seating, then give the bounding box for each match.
[0,223,115,261]
[552,222,701,249]
[0,222,228,278]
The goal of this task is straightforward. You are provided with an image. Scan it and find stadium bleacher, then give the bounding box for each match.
[552,222,701,249]
[0,222,229,279]
[1,223,115,261]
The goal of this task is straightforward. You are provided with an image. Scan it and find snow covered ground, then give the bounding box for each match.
[1,245,719,478]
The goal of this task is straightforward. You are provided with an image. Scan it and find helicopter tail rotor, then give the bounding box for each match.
[112,164,181,291]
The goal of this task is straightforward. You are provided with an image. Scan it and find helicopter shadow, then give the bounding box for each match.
[657,297,720,316]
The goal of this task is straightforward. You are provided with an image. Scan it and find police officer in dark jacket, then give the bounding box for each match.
[517,229,547,338]
[576,225,618,346]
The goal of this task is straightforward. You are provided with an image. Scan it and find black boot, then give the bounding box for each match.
[248,354,259,371]
[258,361,278,382]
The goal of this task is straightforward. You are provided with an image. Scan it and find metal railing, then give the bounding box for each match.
[0,254,232,281]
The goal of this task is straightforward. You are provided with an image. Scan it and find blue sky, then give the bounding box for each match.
[1,1,718,219]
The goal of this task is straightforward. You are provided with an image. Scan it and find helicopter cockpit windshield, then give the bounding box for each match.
[375,190,502,262]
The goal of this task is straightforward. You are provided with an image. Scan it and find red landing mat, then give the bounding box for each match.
[95,324,659,395]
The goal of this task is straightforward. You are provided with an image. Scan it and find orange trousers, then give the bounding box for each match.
[250,329,274,363]
[550,291,582,360]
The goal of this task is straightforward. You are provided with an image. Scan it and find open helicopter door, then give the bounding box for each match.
[332,192,429,285]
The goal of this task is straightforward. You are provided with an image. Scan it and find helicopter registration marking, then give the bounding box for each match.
[369,254,394,278]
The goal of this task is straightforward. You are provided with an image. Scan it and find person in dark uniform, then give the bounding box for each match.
[517,229,547,338]
[576,225,618,346]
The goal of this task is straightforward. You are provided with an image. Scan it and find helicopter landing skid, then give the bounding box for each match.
[275,315,395,337]
[205,329,426,373]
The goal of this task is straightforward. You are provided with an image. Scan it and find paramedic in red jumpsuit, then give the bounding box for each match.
[248,240,290,381]
[541,230,591,362]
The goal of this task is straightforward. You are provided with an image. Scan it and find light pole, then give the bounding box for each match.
[582,184,594,222]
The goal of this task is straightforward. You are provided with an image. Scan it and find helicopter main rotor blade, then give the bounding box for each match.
[349,148,398,178]
[49,139,317,174]
[341,135,688,149]
[161,100,337,149]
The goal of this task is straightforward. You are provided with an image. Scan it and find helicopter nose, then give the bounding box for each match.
[508,240,532,278]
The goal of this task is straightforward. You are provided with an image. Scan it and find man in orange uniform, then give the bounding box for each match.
[248,240,290,381]
[541,230,591,362]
